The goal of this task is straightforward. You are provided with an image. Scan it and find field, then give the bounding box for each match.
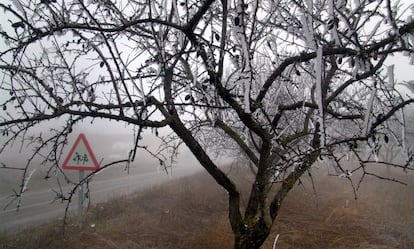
[1,164,413,249]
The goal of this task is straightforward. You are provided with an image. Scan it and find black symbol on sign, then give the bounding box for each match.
[73,152,89,165]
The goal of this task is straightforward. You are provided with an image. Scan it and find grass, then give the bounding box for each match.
[1,166,413,249]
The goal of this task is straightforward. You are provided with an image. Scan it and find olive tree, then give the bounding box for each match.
[1,0,414,248]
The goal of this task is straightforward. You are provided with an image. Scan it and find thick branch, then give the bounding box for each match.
[216,119,259,165]
[167,111,243,233]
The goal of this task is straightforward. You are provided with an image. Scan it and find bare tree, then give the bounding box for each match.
[1,0,414,248]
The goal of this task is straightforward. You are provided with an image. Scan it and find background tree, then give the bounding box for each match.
[1,0,414,248]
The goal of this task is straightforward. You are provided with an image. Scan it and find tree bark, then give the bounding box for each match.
[233,217,271,249]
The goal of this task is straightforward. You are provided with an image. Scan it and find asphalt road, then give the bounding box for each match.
[0,166,200,233]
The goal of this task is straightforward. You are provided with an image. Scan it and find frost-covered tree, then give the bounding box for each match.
[1,0,414,248]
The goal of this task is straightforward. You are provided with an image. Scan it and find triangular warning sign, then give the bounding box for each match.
[62,133,99,171]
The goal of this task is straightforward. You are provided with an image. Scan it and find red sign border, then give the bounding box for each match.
[62,133,99,171]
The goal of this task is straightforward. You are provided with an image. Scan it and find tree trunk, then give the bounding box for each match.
[234,232,270,249]
[233,218,271,249]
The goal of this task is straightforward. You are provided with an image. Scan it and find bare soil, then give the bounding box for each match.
[1,165,413,249]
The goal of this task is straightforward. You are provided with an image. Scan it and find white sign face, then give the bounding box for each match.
[62,133,99,171]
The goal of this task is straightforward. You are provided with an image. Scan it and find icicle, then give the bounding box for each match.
[171,0,184,48]
[363,89,377,135]
[352,0,360,13]
[363,20,383,46]
[12,0,24,14]
[150,1,159,17]
[364,140,372,161]
[327,0,341,46]
[306,0,313,13]
[163,0,168,16]
[350,57,359,79]
[332,27,341,47]
[400,109,406,151]
[186,81,191,96]
[314,46,325,147]
[387,65,395,89]
[172,0,181,24]
[244,77,251,113]
[138,73,146,105]
[365,137,379,162]
[356,57,369,72]
[328,0,334,16]
[300,15,316,50]
[270,0,280,12]
[336,0,346,11]
[374,150,379,162]
[403,36,410,56]
[408,33,414,65]
[305,0,316,47]
[400,109,408,161]
[292,162,300,173]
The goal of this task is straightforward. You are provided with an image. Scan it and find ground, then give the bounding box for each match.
[1,164,413,249]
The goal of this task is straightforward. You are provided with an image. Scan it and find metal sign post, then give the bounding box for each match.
[78,170,85,229]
